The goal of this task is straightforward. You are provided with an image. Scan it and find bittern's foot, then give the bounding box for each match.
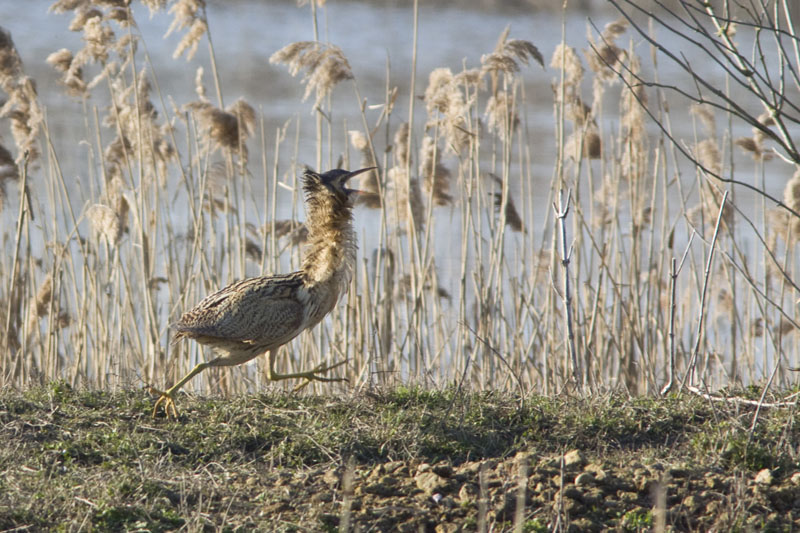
[149,387,180,419]
[291,360,348,392]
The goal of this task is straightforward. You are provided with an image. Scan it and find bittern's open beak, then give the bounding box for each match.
[344,166,377,196]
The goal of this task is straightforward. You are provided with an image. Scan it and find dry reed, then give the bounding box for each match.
[167,0,208,61]
[1,1,797,400]
[418,135,452,206]
[269,41,353,110]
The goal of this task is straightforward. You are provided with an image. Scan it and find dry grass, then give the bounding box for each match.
[1,385,799,531]
[0,0,799,402]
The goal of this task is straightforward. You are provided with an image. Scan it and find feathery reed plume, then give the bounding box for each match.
[269,219,308,245]
[140,0,167,15]
[185,98,255,158]
[202,161,234,215]
[1,269,24,354]
[734,137,760,158]
[591,175,616,229]
[586,128,602,159]
[633,206,652,236]
[619,53,647,182]
[419,135,452,206]
[690,132,733,229]
[565,97,592,125]
[696,139,721,176]
[551,43,591,126]
[227,97,256,140]
[386,166,425,232]
[492,192,523,232]
[397,271,451,301]
[753,111,775,149]
[105,69,175,182]
[550,43,584,91]
[774,318,795,338]
[480,25,543,80]
[269,41,353,110]
[765,207,793,249]
[486,173,524,233]
[564,127,601,160]
[393,121,410,168]
[423,67,471,154]
[348,130,381,208]
[245,238,262,262]
[46,48,73,73]
[782,169,800,239]
[82,16,115,63]
[167,0,207,61]
[194,66,207,101]
[586,19,627,83]
[27,274,52,332]
[0,142,17,212]
[694,184,733,231]
[423,68,455,115]
[46,48,86,96]
[714,286,734,322]
[386,122,426,229]
[51,1,140,93]
[104,133,131,179]
[453,68,484,90]
[0,31,43,163]
[586,19,627,117]
[689,103,716,138]
[106,7,131,27]
[750,318,764,338]
[735,111,775,161]
[87,204,123,246]
[551,43,601,161]
[49,0,90,13]
[101,173,129,235]
[69,7,102,32]
[485,91,519,141]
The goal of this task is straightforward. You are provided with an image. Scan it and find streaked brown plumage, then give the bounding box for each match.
[151,167,374,418]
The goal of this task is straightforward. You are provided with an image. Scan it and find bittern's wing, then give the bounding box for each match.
[173,275,305,345]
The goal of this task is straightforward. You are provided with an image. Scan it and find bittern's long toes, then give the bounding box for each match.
[149,387,180,419]
[293,360,348,392]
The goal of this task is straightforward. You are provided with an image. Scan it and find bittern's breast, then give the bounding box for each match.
[303,284,339,329]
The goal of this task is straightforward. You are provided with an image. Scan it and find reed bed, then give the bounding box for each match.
[0,0,798,399]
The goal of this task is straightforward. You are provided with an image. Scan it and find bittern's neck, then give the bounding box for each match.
[301,199,356,286]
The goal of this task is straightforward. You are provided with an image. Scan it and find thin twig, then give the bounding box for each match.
[680,190,728,391]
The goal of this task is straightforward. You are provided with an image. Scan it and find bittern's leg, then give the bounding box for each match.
[150,362,209,418]
[266,350,347,391]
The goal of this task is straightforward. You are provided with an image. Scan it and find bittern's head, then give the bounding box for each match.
[302,167,376,207]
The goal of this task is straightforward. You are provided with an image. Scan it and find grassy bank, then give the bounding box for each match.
[1,384,799,531]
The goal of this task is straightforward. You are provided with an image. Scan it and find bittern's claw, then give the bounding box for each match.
[293,360,348,392]
[149,387,180,419]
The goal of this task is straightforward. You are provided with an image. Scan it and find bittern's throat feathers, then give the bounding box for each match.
[301,167,374,285]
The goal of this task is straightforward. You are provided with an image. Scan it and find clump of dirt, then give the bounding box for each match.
[0,384,798,531]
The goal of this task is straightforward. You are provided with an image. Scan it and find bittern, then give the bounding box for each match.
[151,167,374,418]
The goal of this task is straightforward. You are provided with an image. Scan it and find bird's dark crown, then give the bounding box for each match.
[302,167,375,201]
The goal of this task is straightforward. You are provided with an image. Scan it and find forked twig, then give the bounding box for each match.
[553,189,581,390]
[661,231,695,396]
